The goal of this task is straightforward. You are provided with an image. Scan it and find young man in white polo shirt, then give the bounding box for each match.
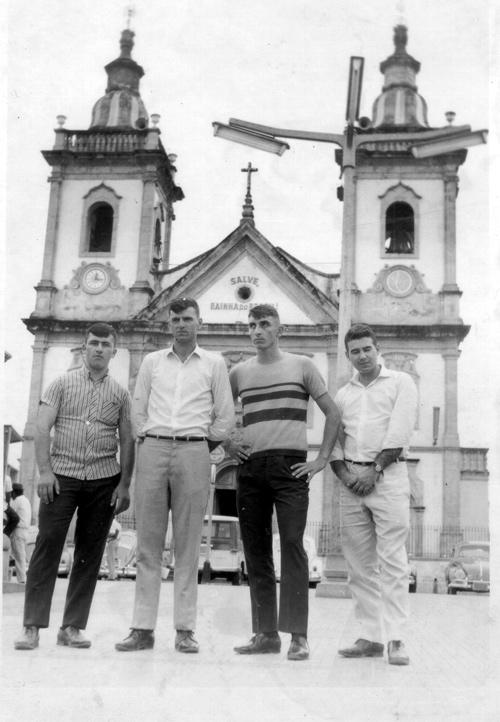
[331,323,417,666]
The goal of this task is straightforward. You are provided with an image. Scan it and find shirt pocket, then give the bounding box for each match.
[100,400,120,426]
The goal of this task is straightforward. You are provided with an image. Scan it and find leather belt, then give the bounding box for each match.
[145,434,207,442]
[345,458,406,465]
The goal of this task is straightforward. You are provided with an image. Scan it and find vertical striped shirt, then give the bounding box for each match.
[230,353,327,456]
[41,366,131,480]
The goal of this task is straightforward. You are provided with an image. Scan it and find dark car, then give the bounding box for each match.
[445,541,490,595]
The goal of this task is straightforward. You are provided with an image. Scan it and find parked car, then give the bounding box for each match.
[58,543,74,578]
[168,515,246,585]
[445,541,490,595]
[408,562,417,593]
[272,533,323,588]
[9,526,74,579]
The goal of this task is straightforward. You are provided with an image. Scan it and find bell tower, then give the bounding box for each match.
[347,26,473,545]
[20,28,184,507]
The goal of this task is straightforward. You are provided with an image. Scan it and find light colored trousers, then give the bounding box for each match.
[10,528,29,583]
[132,437,210,631]
[340,461,410,643]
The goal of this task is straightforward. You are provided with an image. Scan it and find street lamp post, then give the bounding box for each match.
[213,61,487,386]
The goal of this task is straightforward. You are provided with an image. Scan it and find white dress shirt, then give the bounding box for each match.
[332,366,417,461]
[132,345,235,441]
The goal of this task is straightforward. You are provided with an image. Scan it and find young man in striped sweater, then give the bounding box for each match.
[229,305,341,661]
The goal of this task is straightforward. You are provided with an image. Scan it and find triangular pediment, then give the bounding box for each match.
[136,221,338,326]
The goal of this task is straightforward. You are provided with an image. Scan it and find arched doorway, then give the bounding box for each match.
[213,462,238,517]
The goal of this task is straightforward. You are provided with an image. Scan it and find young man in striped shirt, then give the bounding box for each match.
[229,305,341,661]
[14,322,134,651]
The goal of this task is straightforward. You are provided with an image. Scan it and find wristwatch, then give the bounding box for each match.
[374,463,383,474]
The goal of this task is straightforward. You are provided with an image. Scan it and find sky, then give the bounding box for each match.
[2,0,497,460]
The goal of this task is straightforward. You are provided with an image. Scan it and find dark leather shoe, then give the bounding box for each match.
[338,638,384,658]
[14,626,39,650]
[115,629,154,652]
[57,626,91,648]
[287,635,309,661]
[175,630,199,653]
[234,632,281,655]
[388,640,409,665]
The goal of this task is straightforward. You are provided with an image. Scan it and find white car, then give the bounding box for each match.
[169,515,246,585]
[272,533,323,588]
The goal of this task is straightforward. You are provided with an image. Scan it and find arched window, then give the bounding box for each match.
[385,202,414,254]
[378,182,420,258]
[88,203,114,252]
[79,183,122,257]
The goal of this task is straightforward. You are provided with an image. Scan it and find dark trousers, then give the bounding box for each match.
[237,453,309,635]
[24,474,119,630]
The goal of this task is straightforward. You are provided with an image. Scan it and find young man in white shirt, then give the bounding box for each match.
[331,324,417,666]
[116,297,234,654]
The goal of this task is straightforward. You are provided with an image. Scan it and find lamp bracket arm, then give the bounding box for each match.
[229,118,344,146]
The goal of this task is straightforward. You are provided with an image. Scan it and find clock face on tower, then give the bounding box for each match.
[384,267,414,297]
[81,264,110,294]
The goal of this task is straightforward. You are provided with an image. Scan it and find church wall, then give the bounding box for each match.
[52,178,144,288]
[355,178,444,292]
[414,452,443,527]
[411,352,445,447]
[460,479,489,528]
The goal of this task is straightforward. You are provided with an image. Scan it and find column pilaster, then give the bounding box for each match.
[34,172,63,317]
[440,348,462,549]
[19,335,50,520]
[130,175,155,313]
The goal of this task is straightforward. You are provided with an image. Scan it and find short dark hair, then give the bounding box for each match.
[168,297,200,317]
[248,304,280,322]
[344,323,378,351]
[85,323,117,344]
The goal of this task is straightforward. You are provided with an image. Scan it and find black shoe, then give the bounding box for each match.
[57,626,91,648]
[115,629,155,652]
[175,630,199,653]
[14,626,39,650]
[234,632,281,655]
[287,634,309,661]
[388,640,409,666]
[338,638,384,658]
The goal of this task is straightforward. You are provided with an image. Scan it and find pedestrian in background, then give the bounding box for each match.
[229,304,341,661]
[9,483,32,584]
[116,297,234,654]
[331,323,417,666]
[14,322,134,651]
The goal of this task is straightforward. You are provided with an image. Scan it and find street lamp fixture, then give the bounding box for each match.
[410,129,488,158]
[212,120,290,156]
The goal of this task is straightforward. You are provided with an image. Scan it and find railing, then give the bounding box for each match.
[302,521,490,559]
[117,512,489,561]
[58,130,150,153]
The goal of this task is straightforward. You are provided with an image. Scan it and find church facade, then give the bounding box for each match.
[19,26,488,556]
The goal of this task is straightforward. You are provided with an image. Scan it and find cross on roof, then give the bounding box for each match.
[241,162,258,194]
[125,5,136,29]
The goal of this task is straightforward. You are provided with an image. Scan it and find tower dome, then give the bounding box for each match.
[371,25,429,131]
[90,29,149,130]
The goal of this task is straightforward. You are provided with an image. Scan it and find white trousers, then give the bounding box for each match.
[10,528,29,583]
[132,438,210,631]
[340,461,410,643]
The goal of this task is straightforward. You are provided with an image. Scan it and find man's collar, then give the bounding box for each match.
[350,364,393,386]
[166,344,202,359]
[79,363,109,381]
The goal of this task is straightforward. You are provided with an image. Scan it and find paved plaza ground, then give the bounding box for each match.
[1,578,498,722]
